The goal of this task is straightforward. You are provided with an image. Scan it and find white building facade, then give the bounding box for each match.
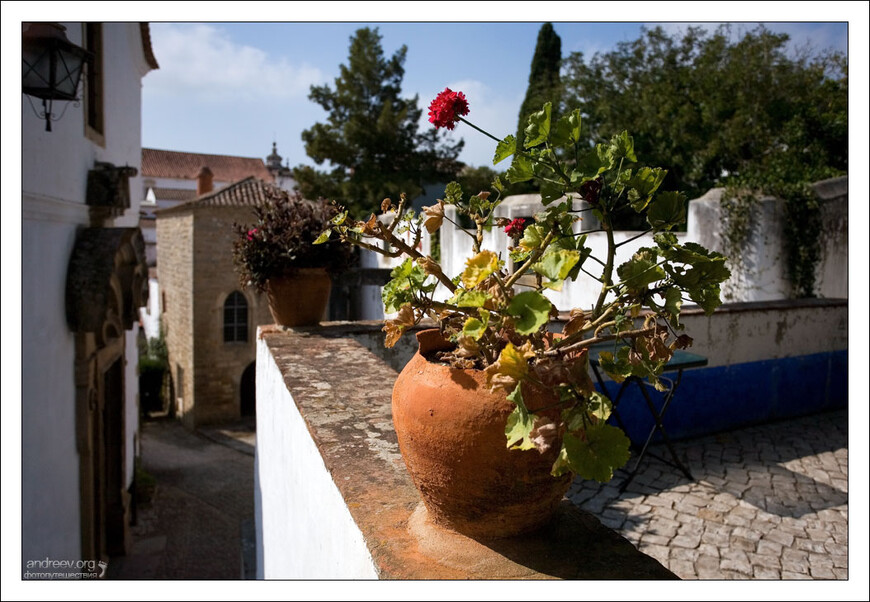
[21,22,158,570]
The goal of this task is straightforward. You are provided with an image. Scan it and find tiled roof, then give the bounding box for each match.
[151,187,197,202]
[142,148,274,183]
[156,177,284,216]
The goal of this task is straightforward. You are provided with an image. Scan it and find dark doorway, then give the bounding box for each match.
[240,362,256,417]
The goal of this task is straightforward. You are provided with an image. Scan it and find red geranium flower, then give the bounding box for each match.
[504,218,526,236]
[247,228,259,241]
[428,88,469,130]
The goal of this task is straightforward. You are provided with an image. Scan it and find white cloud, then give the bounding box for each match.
[144,24,325,101]
[428,79,522,168]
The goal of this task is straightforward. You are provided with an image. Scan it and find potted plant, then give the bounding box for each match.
[233,188,352,327]
[316,88,731,537]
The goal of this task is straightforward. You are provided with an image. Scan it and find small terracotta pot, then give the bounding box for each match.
[392,329,572,538]
[265,269,331,327]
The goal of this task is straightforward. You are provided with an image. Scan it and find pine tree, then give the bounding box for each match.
[293,27,463,216]
[516,23,562,152]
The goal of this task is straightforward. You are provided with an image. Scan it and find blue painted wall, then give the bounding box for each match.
[605,350,848,443]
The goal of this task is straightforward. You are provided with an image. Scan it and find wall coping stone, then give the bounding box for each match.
[259,325,676,579]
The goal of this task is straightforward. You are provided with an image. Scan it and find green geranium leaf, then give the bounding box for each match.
[462,315,488,341]
[647,191,687,229]
[577,147,609,176]
[533,249,581,282]
[662,287,683,328]
[607,131,637,164]
[587,391,613,422]
[494,135,517,165]
[382,258,429,313]
[654,231,678,250]
[551,109,582,146]
[628,167,667,212]
[554,425,631,482]
[313,229,331,245]
[598,348,632,383]
[524,102,552,148]
[540,180,564,205]
[449,289,490,308]
[505,385,536,450]
[617,249,665,294]
[661,242,730,314]
[505,155,535,183]
[443,181,463,205]
[461,250,501,289]
[596,143,616,171]
[507,291,553,335]
[518,224,546,251]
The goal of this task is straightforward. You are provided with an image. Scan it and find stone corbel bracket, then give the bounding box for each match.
[66,227,148,343]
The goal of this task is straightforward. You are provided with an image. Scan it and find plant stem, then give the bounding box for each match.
[543,325,657,357]
[615,228,654,248]
[593,222,616,318]
[377,222,457,294]
[458,117,501,143]
[503,230,557,290]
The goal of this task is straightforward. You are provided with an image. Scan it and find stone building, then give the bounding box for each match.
[140,147,277,267]
[156,176,280,428]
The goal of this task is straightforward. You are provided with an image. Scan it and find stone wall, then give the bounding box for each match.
[191,208,273,425]
[156,213,195,425]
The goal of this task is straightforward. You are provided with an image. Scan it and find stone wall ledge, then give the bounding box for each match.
[256,325,675,579]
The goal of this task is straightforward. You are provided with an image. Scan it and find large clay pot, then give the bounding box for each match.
[265,268,331,327]
[392,329,572,538]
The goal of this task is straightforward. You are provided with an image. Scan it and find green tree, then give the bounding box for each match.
[562,25,847,200]
[293,27,464,216]
[516,23,562,153]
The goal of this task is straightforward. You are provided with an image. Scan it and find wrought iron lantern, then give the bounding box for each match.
[22,23,91,132]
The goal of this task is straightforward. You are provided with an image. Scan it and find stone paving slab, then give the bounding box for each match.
[569,409,848,580]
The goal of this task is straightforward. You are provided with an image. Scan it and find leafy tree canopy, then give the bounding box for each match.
[562,25,847,200]
[293,27,464,216]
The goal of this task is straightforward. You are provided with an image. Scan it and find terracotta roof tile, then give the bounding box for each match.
[151,187,197,202]
[142,148,274,183]
[155,177,284,216]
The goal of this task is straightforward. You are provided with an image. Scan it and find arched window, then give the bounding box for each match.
[223,291,248,343]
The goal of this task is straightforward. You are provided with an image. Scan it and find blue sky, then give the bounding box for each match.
[140,18,850,170]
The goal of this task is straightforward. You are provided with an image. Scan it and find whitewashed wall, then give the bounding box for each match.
[357,216,432,320]
[436,180,848,313]
[254,335,378,579]
[22,22,154,563]
[140,278,162,341]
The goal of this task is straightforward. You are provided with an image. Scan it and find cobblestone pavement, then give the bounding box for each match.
[108,418,254,579]
[569,409,849,580]
[110,410,849,581]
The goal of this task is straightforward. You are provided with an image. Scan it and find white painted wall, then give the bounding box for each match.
[21,217,85,564]
[435,182,848,313]
[21,22,154,562]
[140,278,162,341]
[254,334,378,579]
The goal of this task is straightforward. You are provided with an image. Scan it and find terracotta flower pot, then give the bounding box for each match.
[392,329,572,538]
[265,268,331,327]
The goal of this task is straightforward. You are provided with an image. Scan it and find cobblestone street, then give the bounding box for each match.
[569,409,848,580]
[108,409,849,581]
[108,418,254,579]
